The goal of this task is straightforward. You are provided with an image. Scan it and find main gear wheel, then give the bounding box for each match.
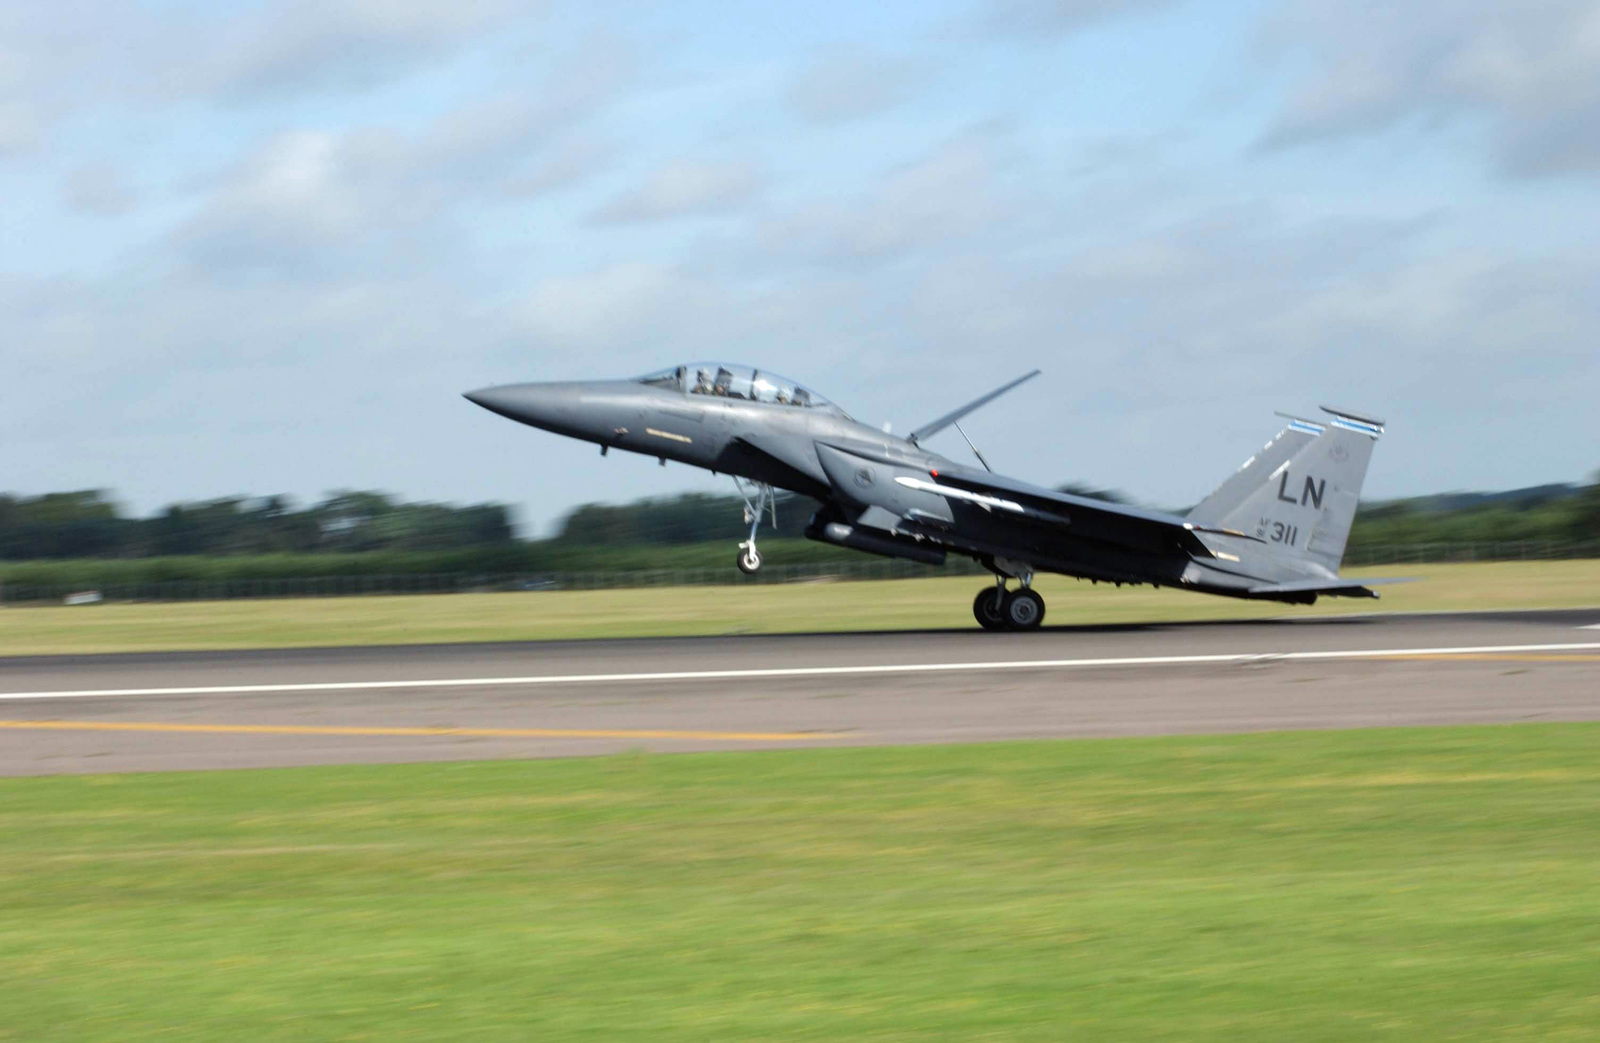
[1000,588,1045,630]
[973,587,1008,630]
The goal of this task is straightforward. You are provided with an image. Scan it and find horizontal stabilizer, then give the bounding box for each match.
[908,370,1041,446]
[1247,576,1416,599]
[1272,411,1326,435]
[1319,405,1386,434]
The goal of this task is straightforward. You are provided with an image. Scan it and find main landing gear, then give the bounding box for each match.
[734,478,776,575]
[973,575,1046,632]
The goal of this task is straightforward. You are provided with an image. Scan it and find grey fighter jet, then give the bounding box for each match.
[465,364,1400,631]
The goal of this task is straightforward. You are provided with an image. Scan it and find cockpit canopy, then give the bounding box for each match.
[634,363,850,418]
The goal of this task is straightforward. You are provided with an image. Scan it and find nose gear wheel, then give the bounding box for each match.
[737,544,762,574]
[733,477,776,575]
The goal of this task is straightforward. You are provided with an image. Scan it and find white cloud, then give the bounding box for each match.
[984,0,1179,35]
[882,207,1600,500]
[589,159,765,224]
[176,130,405,276]
[502,136,614,197]
[0,0,538,149]
[753,130,1009,264]
[172,62,632,277]
[1259,0,1600,177]
[182,0,528,100]
[60,162,136,216]
[786,46,931,125]
[510,262,752,365]
[0,99,39,154]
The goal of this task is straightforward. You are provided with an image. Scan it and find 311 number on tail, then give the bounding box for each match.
[1258,518,1299,546]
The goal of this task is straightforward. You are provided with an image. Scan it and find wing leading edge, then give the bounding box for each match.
[907,371,1041,446]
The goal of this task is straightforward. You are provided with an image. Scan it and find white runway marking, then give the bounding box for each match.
[2,643,1598,702]
[1581,624,1600,630]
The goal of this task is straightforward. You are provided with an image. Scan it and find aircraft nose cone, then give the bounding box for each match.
[463,385,517,415]
[463,382,578,434]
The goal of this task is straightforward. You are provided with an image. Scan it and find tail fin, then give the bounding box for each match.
[1189,407,1384,573]
[1187,414,1325,528]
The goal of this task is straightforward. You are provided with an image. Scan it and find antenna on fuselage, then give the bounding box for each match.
[952,421,993,472]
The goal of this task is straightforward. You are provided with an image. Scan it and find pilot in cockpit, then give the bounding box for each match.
[693,369,713,395]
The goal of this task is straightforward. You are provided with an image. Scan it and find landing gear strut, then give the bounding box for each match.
[973,569,1045,631]
[734,478,775,575]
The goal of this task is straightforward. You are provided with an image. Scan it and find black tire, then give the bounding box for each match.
[736,546,762,574]
[973,588,1008,630]
[1001,588,1045,631]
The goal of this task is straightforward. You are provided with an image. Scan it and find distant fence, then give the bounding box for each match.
[1,540,1595,604]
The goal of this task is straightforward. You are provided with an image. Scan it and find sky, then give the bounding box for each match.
[3,0,1598,536]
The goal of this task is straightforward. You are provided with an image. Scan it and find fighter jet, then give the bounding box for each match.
[465,364,1399,631]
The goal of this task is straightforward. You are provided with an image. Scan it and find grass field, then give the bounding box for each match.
[1,726,1597,1040]
[1,559,1597,656]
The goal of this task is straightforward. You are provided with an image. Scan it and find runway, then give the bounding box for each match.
[2,609,1597,775]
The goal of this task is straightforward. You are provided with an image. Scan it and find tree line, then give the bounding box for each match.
[0,490,514,560]
[1,473,1595,567]
[1346,478,1599,552]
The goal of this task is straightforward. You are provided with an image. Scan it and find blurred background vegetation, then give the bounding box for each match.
[0,472,1595,589]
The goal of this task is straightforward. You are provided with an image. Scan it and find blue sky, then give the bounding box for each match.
[4,0,1597,534]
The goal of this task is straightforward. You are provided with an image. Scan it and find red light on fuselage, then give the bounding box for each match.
[930,469,939,477]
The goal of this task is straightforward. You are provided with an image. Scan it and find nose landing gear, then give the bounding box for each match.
[973,570,1045,631]
[734,478,776,575]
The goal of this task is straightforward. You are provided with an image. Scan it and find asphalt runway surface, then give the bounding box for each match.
[2,609,1598,775]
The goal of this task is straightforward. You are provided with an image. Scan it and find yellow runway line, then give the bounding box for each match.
[0,720,848,742]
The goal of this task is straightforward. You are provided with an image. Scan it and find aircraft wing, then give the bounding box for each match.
[907,371,1041,446]
[923,467,1216,557]
[919,468,1419,594]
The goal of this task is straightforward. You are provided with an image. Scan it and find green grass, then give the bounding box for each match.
[2,726,1598,1040]
[2,560,1598,656]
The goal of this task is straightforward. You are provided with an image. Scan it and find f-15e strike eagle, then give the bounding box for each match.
[466,364,1398,631]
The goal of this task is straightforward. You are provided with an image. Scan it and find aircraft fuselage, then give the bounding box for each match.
[465,367,1392,630]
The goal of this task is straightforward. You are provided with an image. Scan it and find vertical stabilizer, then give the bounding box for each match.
[1199,409,1384,574]
[1188,415,1324,528]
